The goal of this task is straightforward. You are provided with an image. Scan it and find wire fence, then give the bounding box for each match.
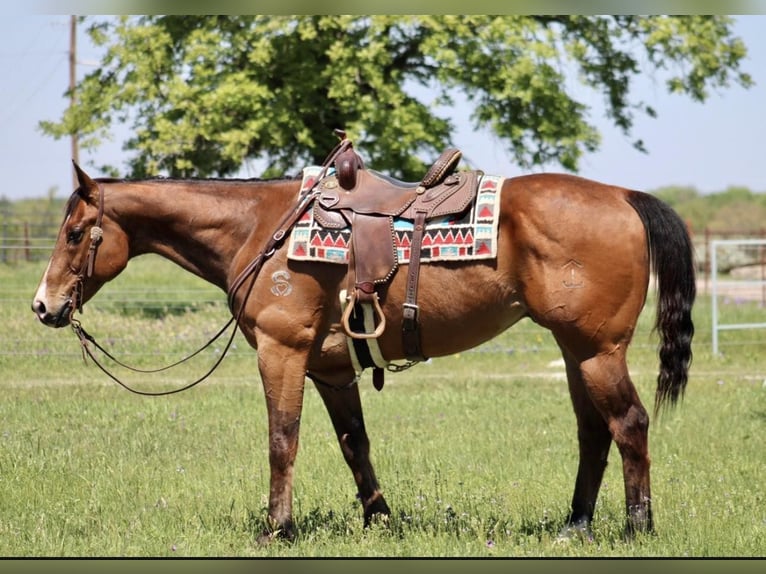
[0,220,61,264]
[4,216,765,360]
[5,213,766,276]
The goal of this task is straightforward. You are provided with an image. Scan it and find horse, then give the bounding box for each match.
[32,160,695,543]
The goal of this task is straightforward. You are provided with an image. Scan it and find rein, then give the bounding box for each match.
[68,141,349,396]
[68,182,242,396]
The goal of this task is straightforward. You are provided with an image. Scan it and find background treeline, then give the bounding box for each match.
[653,185,766,233]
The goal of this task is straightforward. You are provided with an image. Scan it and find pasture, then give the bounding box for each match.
[1,256,764,557]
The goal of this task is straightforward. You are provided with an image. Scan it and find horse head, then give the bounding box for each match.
[32,162,129,327]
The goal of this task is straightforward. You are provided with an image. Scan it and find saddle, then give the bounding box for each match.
[311,135,481,382]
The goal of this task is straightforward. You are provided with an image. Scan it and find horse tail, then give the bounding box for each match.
[625,190,696,415]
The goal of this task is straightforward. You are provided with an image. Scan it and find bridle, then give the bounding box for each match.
[67,140,350,396]
[69,182,104,318]
[66,180,230,396]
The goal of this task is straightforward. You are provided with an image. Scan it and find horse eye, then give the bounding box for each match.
[67,228,85,244]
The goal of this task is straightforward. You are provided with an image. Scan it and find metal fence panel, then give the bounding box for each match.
[710,239,766,355]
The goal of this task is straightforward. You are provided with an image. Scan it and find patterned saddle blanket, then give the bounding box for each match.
[287,166,504,266]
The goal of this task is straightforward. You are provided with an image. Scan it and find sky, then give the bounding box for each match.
[1,14,765,201]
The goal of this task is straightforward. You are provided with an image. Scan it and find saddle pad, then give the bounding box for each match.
[287,166,504,264]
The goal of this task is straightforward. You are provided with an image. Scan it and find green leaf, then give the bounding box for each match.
[39,16,752,180]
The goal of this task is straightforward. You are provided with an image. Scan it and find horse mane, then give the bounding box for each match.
[93,174,300,185]
[64,189,83,218]
[64,174,301,217]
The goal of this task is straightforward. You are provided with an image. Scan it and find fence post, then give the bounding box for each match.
[24,221,30,262]
[711,238,766,355]
[704,227,710,296]
[762,228,766,307]
[712,241,719,356]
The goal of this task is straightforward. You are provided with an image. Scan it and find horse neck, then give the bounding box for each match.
[104,178,298,290]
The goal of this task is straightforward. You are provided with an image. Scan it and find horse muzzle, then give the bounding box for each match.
[32,297,73,328]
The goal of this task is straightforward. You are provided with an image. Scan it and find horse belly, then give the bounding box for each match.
[377,262,527,360]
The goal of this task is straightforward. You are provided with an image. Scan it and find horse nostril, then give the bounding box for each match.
[32,299,47,316]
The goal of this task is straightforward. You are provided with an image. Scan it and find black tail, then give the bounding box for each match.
[626,190,696,414]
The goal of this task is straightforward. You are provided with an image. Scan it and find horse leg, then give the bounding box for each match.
[561,344,653,538]
[256,342,310,543]
[311,375,391,525]
[558,347,613,538]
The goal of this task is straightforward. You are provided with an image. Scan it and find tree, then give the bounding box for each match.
[653,185,701,208]
[41,15,752,180]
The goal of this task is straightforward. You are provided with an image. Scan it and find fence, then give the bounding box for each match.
[5,216,765,357]
[709,238,766,355]
[696,227,766,295]
[0,216,62,264]
[6,211,766,273]
[3,212,766,293]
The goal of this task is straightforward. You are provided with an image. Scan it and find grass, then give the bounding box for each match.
[1,257,764,557]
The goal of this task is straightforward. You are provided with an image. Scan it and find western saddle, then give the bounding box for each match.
[311,131,481,387]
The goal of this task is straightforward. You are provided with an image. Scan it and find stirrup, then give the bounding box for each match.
[341,290,386,340]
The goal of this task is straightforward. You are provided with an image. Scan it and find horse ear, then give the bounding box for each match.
[72,160,98,202]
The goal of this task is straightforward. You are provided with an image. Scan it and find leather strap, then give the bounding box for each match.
[85,182,105,279]
[401,209,428,362]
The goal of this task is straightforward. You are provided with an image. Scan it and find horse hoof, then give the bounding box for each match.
[556,522,594,543]
[362,492,392,527]
[256,525,296,546]
[256,531,275,547]
[365,511,391,529]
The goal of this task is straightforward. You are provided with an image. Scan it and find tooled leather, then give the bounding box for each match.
[420,148,462,188]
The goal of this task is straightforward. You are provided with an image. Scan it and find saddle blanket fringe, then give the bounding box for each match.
[288,166,504,264]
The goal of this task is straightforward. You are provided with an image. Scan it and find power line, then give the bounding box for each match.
[0,53,67,130]
[0,16,69,129]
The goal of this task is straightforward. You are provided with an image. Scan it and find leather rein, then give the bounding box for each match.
[68,145,347,396]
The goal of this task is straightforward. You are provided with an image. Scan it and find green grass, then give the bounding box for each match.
[1,257,764,557]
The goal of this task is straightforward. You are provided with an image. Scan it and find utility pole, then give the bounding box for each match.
[69,15,79,190]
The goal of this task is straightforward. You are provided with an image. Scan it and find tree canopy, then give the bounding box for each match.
[41,15,752,180]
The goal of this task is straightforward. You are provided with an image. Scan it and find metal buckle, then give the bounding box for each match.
[402,303,419,330]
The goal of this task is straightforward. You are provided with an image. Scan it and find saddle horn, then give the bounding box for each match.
[333,129,365,191]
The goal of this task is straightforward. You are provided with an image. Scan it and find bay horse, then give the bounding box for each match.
[32,161,695,542]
